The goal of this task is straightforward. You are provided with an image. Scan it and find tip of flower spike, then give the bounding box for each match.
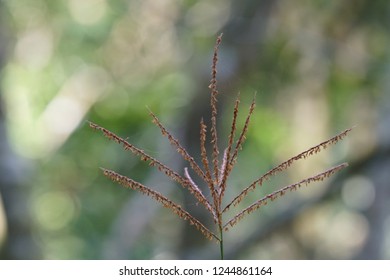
[88,121,98,129]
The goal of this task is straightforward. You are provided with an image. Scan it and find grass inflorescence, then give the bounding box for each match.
[89,34,352,259]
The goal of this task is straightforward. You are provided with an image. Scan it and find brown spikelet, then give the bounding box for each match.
[101,167,219,241]
[223,163,348,230]
[209,33,223,185]
[199,118,219,208]
[223,127,353,213]
[148,110,209,184]
[89,121,215,217]
[147,109,219,218]
[229,95,256,167]
[89,121,177,173]
[218,93,240,199]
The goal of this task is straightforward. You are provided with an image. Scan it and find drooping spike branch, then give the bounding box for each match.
[223,127,353,213]
[101,167,219,241]
[89,121,180,178]
[223,162,348,231]
[148,110,210,185]
[89,121,214,217]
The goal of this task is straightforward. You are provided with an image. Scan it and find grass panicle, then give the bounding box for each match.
[90,35,352,259]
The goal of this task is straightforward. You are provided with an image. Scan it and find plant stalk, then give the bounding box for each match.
[219,225,224,260]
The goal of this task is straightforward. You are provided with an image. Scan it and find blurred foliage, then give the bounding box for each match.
[0,0,389,259]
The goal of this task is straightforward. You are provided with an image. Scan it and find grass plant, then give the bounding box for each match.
[89,34,352,259]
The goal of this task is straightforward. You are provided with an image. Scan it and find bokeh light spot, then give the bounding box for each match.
[68,0,108,26]
[342,175,375,211]
[33,191,77,231]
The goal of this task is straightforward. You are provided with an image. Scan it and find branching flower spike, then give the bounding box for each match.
[89,34,352,259]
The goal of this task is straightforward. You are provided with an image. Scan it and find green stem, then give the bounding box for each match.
[219,225,224,260]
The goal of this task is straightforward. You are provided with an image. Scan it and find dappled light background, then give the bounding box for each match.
[0,0,389,259]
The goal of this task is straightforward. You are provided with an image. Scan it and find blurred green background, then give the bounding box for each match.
[0,0,389,259]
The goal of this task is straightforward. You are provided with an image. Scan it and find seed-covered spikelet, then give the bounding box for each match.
[209,34,223,185]
[89,121,215,218]
[199,118,215,193]
[100,167,219,241]
[223,127,353,213]
[223,163,348,231]
[148,110,209,185]
[218,94,240,200]
[229,96,256,168]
